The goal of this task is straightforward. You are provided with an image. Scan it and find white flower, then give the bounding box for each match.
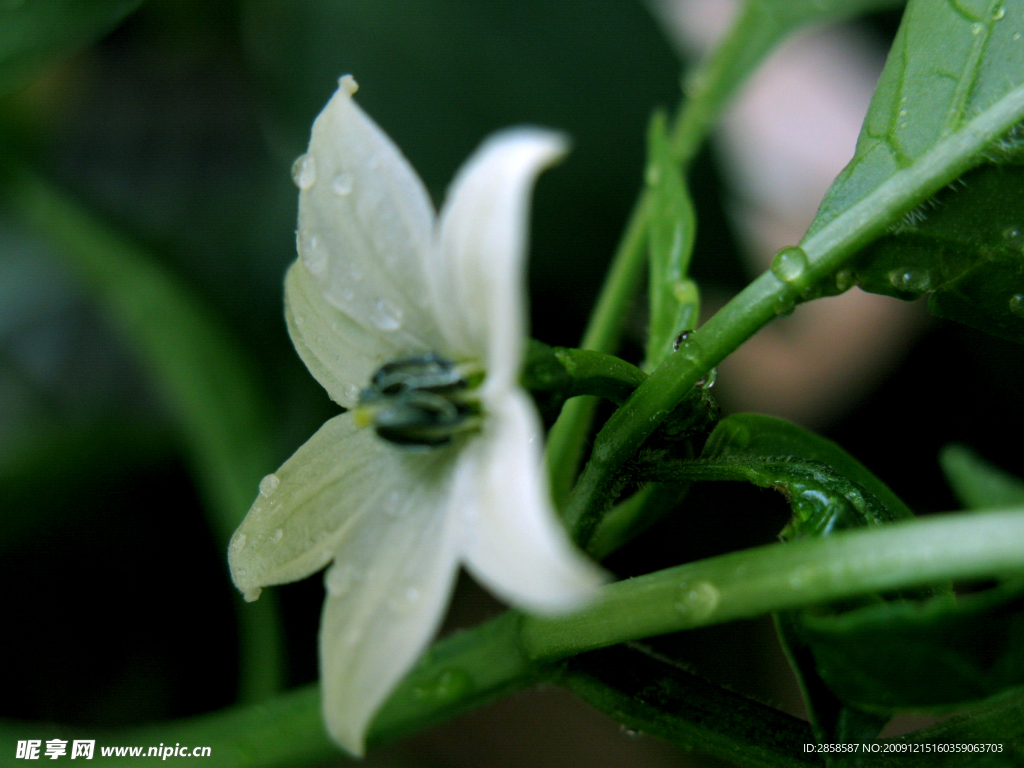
[228,75,605,755]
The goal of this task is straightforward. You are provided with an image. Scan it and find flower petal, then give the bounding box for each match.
[319,469,461,755]
[228,411,457,599]
[436,129,568,387]
[289,75,446,406]
[457,389,606,613]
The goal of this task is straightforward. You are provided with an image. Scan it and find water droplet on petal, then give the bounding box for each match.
[1009,293,1024,317]
[331,173,353,196]
[300,234,328,277]
[326,564,362,597]
[231,533,247,552]
[342,383,360,402]
[770,246,809,284]
[242,587,262,602]
[271,528,284,543]
[259,473,280,497]
[674,581,719,622]
[291,153,317,190]
[370,298,403,331]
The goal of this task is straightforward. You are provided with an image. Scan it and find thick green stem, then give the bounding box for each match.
[563,81,1024,544]
[521,508,1024,660]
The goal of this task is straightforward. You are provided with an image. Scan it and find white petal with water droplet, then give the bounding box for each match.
[294,80,445,364]
[320,457,460,756]
[229,412,456,593]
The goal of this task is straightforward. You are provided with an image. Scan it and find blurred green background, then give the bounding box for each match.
[3,1,1023,765]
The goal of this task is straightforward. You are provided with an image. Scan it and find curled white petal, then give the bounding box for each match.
[436,128,568,387]
[320,469,461,755]
[457,389,607,613]
[289,77,446,406]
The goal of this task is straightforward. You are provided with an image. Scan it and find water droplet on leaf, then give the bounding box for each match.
[889,268,930,294]
[1009,293,1024,317]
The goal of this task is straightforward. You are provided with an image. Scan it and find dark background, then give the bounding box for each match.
[2,1,1019,765]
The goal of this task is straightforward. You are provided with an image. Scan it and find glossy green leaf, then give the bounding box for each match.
[805,0,1024,340]
[694,413,914,537]
[0,0,143,99]
[561,644,821,768]
[941,444,1024,510]
[645,111,698,371]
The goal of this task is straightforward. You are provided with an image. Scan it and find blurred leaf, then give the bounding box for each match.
[888,687,1024,765]
[792,579,1024,712]
[561,643,821,768]
[2,164,282,701]
[0,0,143,99]
[670,0,907,161]
[941,444,1024,510]
[645,110,697,371]
[805,0,1024,341]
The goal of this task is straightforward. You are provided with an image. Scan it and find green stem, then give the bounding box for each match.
[564,80,1024,544]
[521,508,1024,660]
[546,4,785,503]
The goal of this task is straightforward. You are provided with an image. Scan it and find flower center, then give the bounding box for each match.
[356,354,483,448]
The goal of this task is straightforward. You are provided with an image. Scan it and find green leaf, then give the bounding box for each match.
[941,444,1024,510]
[803,0,1024,340]
[850,163,1024,343]
[888,687,1024,765]
[695,413,914,537]
[645,110,698,371]
[0,0,143,99]
[792,579,1024,712]
[561,644,821,768]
